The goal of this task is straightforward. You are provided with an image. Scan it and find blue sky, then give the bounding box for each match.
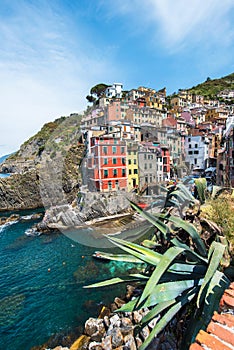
[0,0,234,156]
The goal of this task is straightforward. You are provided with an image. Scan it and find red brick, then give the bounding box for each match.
[212,312,234,327]
[196,330,232,350]
[189,343,204,350]
[225,288,234,297]
[207,321,234,346]
[221,292,234,308]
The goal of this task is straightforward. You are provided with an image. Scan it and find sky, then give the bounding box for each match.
[0,0,234,156]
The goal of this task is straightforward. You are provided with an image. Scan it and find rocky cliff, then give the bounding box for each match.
[0,114,85,211]
[0,170,42,211]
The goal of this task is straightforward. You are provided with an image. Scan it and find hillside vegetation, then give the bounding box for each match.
[187,72,234,98]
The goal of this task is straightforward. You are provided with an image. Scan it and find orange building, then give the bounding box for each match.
[87,136,127,192]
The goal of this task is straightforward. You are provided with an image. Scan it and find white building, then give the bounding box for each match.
[105,83,123,98]
[185,135,210,170]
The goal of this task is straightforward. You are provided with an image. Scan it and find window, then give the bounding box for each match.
[195,144,198,148]
[113,158,117,164]
[134,151,137,155]
[188,137,191,142]
[104,169,108,178]
[134,169,138,174]
[129,169,132,175]
[122,158,126,165]
[189,144,191,148]
[121,146,125,154]
[144,154,147,160]
[144,164,147,170]
[108,181,112,190]
[163,166,167,172]
[104,158,108,165]
[113,169,117,177]
[145,176,148,183]
[103,146,107,155]
[149,163,152,169]
[194,158,197,165]
[112,146,116,154]
[194,150,199,155]
[122,169,126,177]
[128,159,131,165]
[133,159,137,165]
[188,151,193,155]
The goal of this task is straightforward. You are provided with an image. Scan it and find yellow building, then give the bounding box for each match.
[126,142,139,191]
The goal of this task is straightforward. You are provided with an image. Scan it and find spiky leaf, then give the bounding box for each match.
[155,213,207,257]
[197,242,226,307]
[129,201,169,238]
[108,236,162,266]
[138,247,185,306]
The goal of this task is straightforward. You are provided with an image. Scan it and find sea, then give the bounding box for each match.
[0,174,11,178]
[0,210,130,350]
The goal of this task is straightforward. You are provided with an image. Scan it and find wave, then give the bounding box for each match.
[25,227,41,237]
[0,220,18,233]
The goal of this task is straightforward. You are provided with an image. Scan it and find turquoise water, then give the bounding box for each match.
[0,212,129,350]
[0,173,11,178]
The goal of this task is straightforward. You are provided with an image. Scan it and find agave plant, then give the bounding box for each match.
[84,185,232,349]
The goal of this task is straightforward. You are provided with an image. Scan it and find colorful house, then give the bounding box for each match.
[87,136,127,192]
[126,142,139,191]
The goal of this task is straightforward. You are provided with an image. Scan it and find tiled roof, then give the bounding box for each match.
[190,282,234,350]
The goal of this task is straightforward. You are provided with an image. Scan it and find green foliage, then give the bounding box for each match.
[205,194,234,254]
[187,72,234,98]
[90,83,109,97]
[86,95,96,103]
[85,184,232,349]
[194,178,207,203]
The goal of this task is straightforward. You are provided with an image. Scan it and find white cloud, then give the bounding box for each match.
[105,0,234,51]
[148,0,234,50]
[0,1,119,156]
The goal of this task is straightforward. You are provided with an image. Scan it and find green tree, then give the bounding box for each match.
[90,83,109,98]
[86,95,96,103]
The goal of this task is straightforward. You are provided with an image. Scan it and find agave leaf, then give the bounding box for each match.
[116,278,202,313]
[171,238,208,263]
[181,271,230,349]
[197,242,226,307]
[141,240,160,249]
[117,297,138,312]
[169,262,207,275]
[93,251,144,263]
[108,236,162,266]
[176,183,196,202]
[139,287,198,350]
[138,247,185,306]
[211,185,222,199]
[194,178,207,203]
[163,198,180,208]
[130,273,148,280]
[140,299,176,328]
[168,190,193,204]
[155,213,207,257]
[129,201,169,238]
[204,270,230,307]
[83,276,140,288]
[143,278,203,308]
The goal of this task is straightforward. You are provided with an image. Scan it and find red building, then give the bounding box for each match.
[87,136,127,192]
